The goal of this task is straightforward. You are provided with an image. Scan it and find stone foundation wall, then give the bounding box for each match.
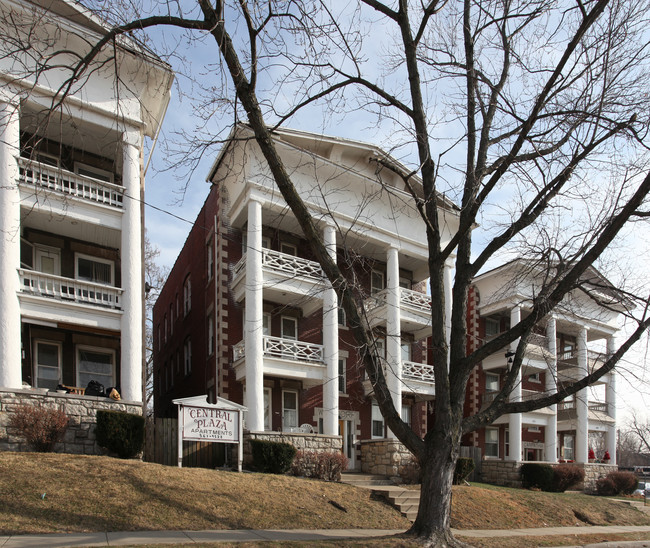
[481,460,618,492]
[243,431,341,466]
[0,388,143,455]
[360,438,414,480]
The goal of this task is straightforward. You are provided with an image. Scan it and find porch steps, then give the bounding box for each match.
[340,473,420,521]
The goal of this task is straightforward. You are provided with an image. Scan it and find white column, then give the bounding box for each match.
[386,245,402,438]
[0,101,22,389]
[444,259,453,368]
[322,224,339,436]
[576,326,589,463]
[120,130,144,402]
[244,199,264,431]
[545,316,558,463]
[605,335,617,465]
[508,305,522,461]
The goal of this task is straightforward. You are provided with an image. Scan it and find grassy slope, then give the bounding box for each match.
[1,452,649,536]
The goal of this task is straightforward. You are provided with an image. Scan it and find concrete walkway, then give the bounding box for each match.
[2,526,650,547]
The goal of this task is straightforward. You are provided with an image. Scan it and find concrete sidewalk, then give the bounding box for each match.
[1,525,650,547]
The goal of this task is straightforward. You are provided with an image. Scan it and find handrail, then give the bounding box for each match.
[18,269,122,309]
[18,157,123,209]
[233,336,325,364]
[403,360,435,383]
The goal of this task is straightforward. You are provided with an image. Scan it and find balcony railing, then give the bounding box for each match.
[366,288,432,314]
[18,158,124,209]
[403,360,435,383]
[234,249,325,281]
[233,336,324,363]
[528,333,549,349]
[19,269,122,309]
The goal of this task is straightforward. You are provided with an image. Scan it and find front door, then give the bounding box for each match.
[338,419,356,470]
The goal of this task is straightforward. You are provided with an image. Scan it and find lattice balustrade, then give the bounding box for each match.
[18,158,124,209]
[19,269,122,308]
[402,361,435,383]
[261,249,325,281]
[263,336,324,363]
[400,288,432,312]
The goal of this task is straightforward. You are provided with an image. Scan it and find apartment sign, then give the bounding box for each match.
[181,405,239,442]
[173,395,246,471]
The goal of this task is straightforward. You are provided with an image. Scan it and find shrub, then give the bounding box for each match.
[520,463,554,491]
[551,465,585,492]
[249,439,296,474]
[596,476,618,496]
[454,457,475,485]
[605,471,638,495]
[291,450,348,481]
[95,410,145,459]
[399,456,422,484]
[9,404,68,452]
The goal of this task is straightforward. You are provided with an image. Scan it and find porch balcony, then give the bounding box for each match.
[364,288,432,339]
[557,400,614,425]
[232,336,326,388]
[362,359,436,400]
[18,157,123,210]
[557,350,607,384]
[481,332,553,372]
[17,269,123,330]
[232,249,328,316]
[484,389,556,416]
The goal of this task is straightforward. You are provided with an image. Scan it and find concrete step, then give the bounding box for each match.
[340,473,395,487]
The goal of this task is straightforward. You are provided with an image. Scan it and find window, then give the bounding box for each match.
[242,234,270,253]
[338,307,346,327]
[338,358,346,393]
[176,293,179,319]
[34,341,61,390]
[183,275,191,315]
[399,277,411,289]
[264,387,272,431]
[207,314,214,356]
[371,270,385,295]
[401,404,411,427]
[280,242,297,256]
[31,151,59,167]
[528,372,541,383]
[372,402,385,438]
[563,434,575,460]
[74,162,114,183]
[374,336,386,358]
[528,426,541,433]
[77,346,115,388]
[485,428,499,458]
[164,314,168,343]
[157,324,161,351]
[34,245,60,276]
[169,303,174,335]
[505,429,510,457]
[401,341,411,362]
[485,318,500,338]
[282,390,298,430]
[485,372,499,392]
[281,316,298,340]
[76,253,113,285]
[263,313,271,336]
[183,338,192,375]
[207,239,214,280]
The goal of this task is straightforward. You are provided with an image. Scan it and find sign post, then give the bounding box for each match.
[173,395,247,472]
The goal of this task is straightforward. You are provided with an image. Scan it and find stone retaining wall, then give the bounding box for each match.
[242,431,341,466]
[481,460,618,492]
[360,438,415,480]
[0,388,142,455]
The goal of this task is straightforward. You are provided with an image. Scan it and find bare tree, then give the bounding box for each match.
[5,0,650,545]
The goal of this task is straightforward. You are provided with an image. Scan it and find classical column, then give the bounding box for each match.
[545,316,558,462]
[386,245,402,438]
[244,199,264,431]
[605,335,617,465]
[0,101,22,389]
[120,130,144,402]
[576,326,589,463]
[508,305,522,461]
[322,224,339,436]
[444,259,454,368]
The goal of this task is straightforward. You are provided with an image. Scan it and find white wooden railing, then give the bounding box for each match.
[233,249,325,282]
[400,288,432,313]
[403,360,435,383]
[233,336,324,363]
[19,269,122,309]
[18,157,124,209]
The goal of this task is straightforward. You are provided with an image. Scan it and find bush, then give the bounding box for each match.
[9,404,68,452]
[550,465,585,492]
[454,457,475,485]
[596,476,618,496]
[399,456,422,484]
[249,439,296,474]
[520,463,554,491]
[95,410,145,459]
[291,450,348,481]
[598,471,638,496]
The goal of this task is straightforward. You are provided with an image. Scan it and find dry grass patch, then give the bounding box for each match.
[461,531,650,548]
[0,452,410,534]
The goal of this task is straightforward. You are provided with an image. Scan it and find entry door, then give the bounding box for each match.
[338,419,356,470]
